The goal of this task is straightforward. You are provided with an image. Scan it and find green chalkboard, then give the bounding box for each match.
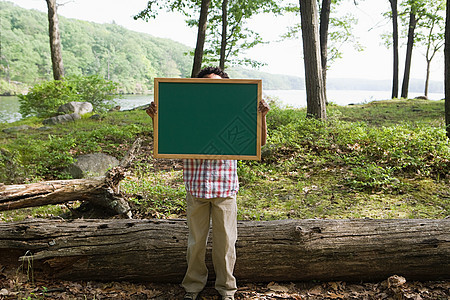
[154,78,262,160]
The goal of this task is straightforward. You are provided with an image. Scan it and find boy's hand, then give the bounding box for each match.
[146,101,157,119]
[258,99,270,116]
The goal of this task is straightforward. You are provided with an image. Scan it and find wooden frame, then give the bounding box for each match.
[153,78,262,160]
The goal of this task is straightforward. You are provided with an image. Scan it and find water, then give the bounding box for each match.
[0,96,22,123]
[1,90,445,123]
[0,94,154,123]
[263,90,445,108]
[116,94,153,111]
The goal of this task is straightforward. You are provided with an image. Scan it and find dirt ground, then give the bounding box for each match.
[0,264,449,300]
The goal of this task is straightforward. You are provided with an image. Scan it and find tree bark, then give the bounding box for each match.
[401,11,417,99]
[319,0,331,105]
[191,0,211,78]
[425,58,431,97]
[445,0,450,139]
[45,0,65,80]
[0,177,108,211]
[389,0,399,99]
[0,218,448,282]
[299,0,327,120]
[219,0,229,70]
[0,177,130,217]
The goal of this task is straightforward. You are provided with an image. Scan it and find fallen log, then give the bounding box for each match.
[0,177,111,210]
[0,138,142,216]
[0,218,448,282]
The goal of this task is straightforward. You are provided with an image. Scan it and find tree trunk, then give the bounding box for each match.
[401,11,417,99]
[299,0,326,120]
[319,0,331,105]
[0,218,448,283]
[45,0,64,80]
[389,0,399,99]
[0,177,129,217]
[219,0,228,70]
[425,58,431,97]
[0,178,107,211]
[445,0,450,139]
[191,0,211,78]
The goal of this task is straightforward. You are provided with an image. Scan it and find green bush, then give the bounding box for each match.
[345,163,404,192]
[70,75,120,112]
[0,79,28,96]
[18,80,78,118]
[18,75,119,118]
[265,108,450,179]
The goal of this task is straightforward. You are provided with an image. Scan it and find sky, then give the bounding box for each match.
[7,0,446,82]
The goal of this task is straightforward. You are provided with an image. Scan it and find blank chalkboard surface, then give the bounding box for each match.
[154,78,262,160]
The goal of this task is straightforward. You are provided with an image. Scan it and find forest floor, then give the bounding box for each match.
[1,156,448,299]
[0,153,449,300]
[1,99,449,299]
[0,264,449,300]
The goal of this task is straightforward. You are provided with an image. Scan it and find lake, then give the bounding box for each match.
[0,90,445,123]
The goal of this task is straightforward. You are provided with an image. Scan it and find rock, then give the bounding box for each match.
[2,125,31,133]
[90,114,102,120]
[414,95,428,100]
[261,144,277,159]
[66,153,119,179]
[123,104,150,111]
[43,113,81,125]
[109,105,121,112]
[37,126,52,131]
[58,101,93,115]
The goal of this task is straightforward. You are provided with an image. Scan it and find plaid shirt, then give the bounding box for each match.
[183,159,239,199]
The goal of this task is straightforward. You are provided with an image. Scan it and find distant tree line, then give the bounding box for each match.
[0,1,192,93]
[1,0,448,133]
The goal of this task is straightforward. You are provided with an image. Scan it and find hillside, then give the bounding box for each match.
[0,1,445,94]
[0,1,192,93]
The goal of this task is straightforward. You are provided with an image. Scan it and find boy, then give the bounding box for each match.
[146,66,269,300]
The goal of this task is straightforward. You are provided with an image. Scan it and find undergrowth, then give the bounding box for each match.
[0,99,448,221]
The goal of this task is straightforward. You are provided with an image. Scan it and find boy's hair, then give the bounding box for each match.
[196,66,229,79]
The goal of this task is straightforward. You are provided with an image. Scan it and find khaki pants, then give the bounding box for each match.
[182,192,237,297]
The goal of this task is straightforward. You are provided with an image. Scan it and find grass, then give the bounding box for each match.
[0,98,449,222]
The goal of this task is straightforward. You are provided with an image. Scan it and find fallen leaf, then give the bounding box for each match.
[0,288,9,296]
[267,281,289,292]
[308,285,324,295]
[388,275,407,288]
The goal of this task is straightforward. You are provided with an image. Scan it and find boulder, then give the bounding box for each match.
[261,144,277,159]
[37,126,52,131]
[43,113,81,125]
[66,153,119,179]
[2,125,31,133]
[89,114,102,120]
[58,101,93,115]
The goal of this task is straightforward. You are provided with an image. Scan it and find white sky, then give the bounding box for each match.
[7,0,445,82]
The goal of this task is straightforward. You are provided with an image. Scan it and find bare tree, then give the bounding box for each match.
[45,0,64,80]
[299,0,326,119]
[415,0,445,97]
